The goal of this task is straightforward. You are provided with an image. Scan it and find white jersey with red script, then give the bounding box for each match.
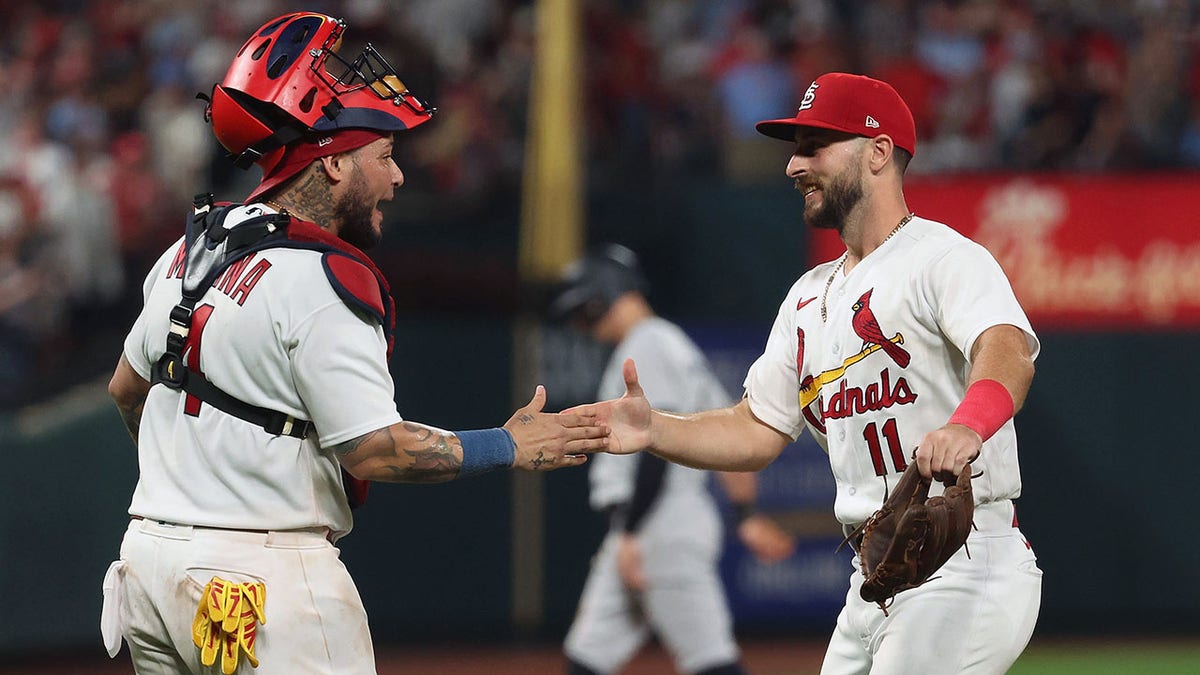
[122,206,401,539]
[743,216,1039,526]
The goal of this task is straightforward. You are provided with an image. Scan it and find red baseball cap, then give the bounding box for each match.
[246,129,389,202]
[755,72,916,155]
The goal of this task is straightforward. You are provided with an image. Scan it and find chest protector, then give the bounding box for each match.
[150,194,395,508]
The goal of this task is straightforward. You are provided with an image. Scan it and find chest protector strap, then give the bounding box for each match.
[150,194,389,507]
[150,194,307,438]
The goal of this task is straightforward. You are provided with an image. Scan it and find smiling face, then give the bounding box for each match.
[785,128,869,233]
[330,135,404,250]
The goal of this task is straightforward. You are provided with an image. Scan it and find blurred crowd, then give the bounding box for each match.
[2,0,1200,407]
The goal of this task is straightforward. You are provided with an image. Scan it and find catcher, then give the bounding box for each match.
[568,73,1042,675]
[101,12,606,674]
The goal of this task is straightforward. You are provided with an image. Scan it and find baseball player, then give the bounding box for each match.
[101,12,607,674]
[553,245,795,675]
[568,73,1042,675]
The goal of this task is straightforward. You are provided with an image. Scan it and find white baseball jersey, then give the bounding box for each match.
[744,216,1039,526]
[122,205,402,538]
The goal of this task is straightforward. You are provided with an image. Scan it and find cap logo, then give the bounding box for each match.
[317,136,333,147]
[799,82,819,111]
[865,115,880,129]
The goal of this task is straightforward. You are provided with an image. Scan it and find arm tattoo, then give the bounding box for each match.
[392,422,461,482]
[117,394,147,446]
[331,422,462,483]
[330,428,386,457]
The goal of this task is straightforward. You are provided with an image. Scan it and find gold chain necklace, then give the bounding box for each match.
[820,213,915,323]
[264,199,288,214]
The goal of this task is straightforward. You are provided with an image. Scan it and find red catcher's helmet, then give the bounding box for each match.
[206,12,435,173]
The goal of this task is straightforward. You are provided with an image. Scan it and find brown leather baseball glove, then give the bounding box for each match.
[845,462,975,613]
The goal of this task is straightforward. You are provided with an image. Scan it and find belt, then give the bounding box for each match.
[130,516,334,543]
[131,515,270,534]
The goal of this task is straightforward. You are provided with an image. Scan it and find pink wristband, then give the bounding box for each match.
[948,379,1014,441]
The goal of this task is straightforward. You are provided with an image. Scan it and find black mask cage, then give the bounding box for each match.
[316,40,436,118]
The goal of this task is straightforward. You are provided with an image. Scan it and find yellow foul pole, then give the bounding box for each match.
[512,0,584,636]
[519,0,584,280]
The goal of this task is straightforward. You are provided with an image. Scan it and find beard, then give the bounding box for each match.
[805,159,864,233]
[332,167,380,250]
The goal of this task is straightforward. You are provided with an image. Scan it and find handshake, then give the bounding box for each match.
[504,361,654,472]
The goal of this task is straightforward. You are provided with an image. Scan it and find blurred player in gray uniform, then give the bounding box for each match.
[553,244,794,675]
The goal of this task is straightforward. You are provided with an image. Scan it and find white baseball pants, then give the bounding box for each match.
[103,518,377,674]
[820,500,1042,675]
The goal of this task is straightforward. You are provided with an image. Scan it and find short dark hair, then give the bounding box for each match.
[894,147,913,175]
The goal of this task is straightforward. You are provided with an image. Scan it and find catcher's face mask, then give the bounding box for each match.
[207,12,435,172]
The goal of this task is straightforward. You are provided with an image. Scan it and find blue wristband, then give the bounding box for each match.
[457,428,516,478]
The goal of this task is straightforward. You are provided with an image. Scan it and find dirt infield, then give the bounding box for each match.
[0,639,826,675]
[7,639,1200,674]
[377,640,826,675]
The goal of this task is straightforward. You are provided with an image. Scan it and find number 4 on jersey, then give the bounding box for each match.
[180,304,215,416]
[863,418,907,475]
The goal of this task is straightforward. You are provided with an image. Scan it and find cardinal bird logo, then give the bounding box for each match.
[851,289,911,368]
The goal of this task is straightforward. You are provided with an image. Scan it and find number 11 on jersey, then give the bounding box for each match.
[863,418,907,475]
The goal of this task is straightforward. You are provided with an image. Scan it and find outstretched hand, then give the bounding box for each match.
[563,359,652,455]
[504,385,609,471]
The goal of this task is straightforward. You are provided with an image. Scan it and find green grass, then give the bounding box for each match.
[1007,641,1200,675]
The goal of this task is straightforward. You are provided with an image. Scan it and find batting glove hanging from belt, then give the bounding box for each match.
[844,462,975,614]
[192,577,267,673]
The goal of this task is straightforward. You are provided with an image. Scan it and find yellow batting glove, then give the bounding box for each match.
[243,582,267,625]
[207,578,230,624]
[192,581,213,649]
[220,627,240,674]
[239,581,266,668]
[238,605,260,667]
[193,576,268,671]
[199,615,222,668]
[221,584,243,634]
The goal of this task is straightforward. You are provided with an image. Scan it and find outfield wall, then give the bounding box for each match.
[1,323,1195,655]
[2,172,1196,654]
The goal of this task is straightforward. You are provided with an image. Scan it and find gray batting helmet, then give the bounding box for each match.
[550,244,647,323]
